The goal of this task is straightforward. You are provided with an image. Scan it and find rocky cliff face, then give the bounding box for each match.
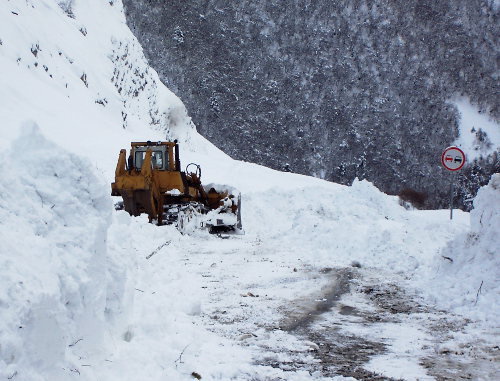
[122,0,499,209]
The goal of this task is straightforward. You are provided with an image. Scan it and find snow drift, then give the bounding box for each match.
[0,123,118,380]
[430,174,500,325]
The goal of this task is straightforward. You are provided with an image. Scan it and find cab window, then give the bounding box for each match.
[152,151,163,169]
[134,151,164,169]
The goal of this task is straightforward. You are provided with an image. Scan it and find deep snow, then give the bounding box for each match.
[0,123,112,381]
[0,1,498,380]
[429,174,500,324]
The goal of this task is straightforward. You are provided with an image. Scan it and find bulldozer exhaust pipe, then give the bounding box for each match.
[175,142,181,171]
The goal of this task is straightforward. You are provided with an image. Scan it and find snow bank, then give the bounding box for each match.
[241,178,468,275]
[0,123,118,380]
[428,174,500,325]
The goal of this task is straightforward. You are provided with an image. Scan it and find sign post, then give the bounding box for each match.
[441,146,466,220]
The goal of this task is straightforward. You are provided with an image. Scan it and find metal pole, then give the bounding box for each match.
[449,174,454,220]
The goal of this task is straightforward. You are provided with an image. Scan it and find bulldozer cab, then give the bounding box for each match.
[134,147,166,170]
[129,141,180,172]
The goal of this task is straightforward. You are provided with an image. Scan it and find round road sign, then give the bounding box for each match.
[441,146,466,171]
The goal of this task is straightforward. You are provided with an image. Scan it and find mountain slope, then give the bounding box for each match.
[122,0,500,210]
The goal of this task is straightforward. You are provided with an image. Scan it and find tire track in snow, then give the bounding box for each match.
[271,267,395,380]
[175,236,497,380]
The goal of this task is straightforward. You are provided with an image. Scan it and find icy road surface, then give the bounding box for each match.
[100,198,498,381]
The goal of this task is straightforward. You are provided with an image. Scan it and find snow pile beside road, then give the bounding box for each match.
[0,124,121,381]
[429,174,500,325]
[242,178,468,276]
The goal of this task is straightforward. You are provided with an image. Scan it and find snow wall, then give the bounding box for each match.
[430,173,500,325]
[0,123,131,380]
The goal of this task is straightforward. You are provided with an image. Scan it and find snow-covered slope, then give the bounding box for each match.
[0,0,194,176]
[453,98,500,160]
[1,1,498,380]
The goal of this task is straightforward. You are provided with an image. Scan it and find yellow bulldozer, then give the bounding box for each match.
[111,140,242,234]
